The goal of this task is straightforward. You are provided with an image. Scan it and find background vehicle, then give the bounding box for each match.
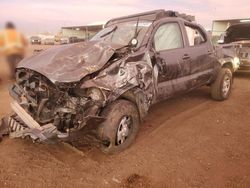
[60,37,69,44]
[30,36,41,45]
[43,37,55,45]
[69,36,78,43]
[218,23,250,72]
[2,10,233,154]
[68,37,86,43]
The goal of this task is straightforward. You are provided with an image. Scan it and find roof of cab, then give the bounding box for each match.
[105,9,195,27]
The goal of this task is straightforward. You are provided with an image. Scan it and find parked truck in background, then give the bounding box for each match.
[217,22,250,72]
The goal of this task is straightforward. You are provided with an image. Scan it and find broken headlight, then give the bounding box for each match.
[87,87,105,101]
[233,57,240,67]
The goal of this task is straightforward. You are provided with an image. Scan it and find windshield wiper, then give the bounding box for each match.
[126,17,142,47]
[134,17,140,39]
[135,28,142,38]
[100,26,117,38]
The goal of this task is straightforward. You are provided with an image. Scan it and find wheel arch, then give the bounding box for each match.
[117,87,151,122]
[222,62,234,73]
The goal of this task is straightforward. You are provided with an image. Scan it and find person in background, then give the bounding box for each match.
[0,22,27,79]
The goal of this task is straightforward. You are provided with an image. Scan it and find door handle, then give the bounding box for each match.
[182,54,190,60]
[207,50,213,55]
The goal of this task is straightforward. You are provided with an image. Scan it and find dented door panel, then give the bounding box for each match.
[183,23,215,87]
[154,49,191,100]
[151,21,192,101]
[188,46,215,86]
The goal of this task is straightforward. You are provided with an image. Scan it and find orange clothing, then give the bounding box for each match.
[0,29,27,56]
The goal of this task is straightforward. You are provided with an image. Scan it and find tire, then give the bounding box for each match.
[211,68,232,101]
[98,99,140,154]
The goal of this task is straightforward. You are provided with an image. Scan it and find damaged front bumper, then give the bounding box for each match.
[0,100,105,142]
[3,101,58,141]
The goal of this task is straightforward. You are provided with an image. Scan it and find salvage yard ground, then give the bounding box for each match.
[0,45,250,187]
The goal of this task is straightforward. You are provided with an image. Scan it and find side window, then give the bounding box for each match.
[154,23,183,52]
[185,25,206,46]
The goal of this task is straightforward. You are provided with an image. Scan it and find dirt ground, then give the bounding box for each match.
[0,45,250,188]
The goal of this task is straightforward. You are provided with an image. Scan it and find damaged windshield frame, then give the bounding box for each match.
[100,25,118,38]
[91,20,153,48]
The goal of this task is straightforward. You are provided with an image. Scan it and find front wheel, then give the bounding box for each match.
[211,68,232,101]
[98,100,140,154]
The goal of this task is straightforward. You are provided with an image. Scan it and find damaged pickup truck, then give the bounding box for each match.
[218,22,250,72]
[0,10,233,153]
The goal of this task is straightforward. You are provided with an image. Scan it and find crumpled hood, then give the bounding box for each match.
[17,41,123,83]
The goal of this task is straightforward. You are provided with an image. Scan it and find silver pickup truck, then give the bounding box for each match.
[217,22,250,72]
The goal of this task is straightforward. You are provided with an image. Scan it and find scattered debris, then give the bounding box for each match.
[123,173,151,188]
[112,177,121,184]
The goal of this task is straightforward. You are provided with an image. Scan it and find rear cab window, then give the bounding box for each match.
[185,25,206,46]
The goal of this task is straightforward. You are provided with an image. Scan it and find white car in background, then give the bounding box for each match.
[60,37,69,44]
[43,38,55,45]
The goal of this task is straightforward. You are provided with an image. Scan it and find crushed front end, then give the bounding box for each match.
[5,68,106,141]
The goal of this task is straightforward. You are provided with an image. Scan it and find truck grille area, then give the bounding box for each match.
[8,115,28,132]
[15,69,60,124]
[240,52,249,59]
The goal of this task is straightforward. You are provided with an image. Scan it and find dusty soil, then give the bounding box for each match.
[0,45,250,187]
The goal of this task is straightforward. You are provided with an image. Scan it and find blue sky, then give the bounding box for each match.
[0,0,249,34]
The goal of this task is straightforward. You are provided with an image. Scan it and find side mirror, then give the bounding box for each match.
[217,33,225,44]
[217,39,224,44]
[130,38,138,47]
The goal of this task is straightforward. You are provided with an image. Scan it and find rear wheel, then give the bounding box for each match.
[98,100,140,154]
[211,68,232,101]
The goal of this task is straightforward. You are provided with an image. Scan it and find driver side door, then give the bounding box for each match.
[151,22,191,102]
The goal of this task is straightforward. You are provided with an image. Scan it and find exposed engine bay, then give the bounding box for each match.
[5,43,155,142]
[10,68,107,135]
